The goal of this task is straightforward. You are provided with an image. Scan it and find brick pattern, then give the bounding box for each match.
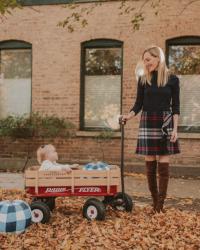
[0,1,200,167]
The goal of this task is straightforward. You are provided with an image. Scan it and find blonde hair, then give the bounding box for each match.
[36,144,55,164]
[136,45,170,87]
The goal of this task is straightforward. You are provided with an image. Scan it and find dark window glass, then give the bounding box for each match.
[81,41,123,130]
[167,38,200,132]
[0,41,32,118]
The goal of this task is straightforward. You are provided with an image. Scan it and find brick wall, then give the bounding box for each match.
[0,0,200,168]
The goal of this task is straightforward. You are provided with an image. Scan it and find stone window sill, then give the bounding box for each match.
[76,131,200,139]
[76,131,121,138]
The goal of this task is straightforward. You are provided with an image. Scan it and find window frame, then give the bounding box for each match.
[80,39,123,131]
[0,40,32,117]
[166,36,200,133]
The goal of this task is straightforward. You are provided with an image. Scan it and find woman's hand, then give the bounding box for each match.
[120,111,135,123]
[170,129,178,143]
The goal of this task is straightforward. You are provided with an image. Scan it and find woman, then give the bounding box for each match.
[121,45,180,213]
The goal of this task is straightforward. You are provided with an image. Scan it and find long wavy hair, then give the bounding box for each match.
[135,45,171,87]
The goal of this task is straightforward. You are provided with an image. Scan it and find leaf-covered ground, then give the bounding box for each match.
[0,189,200,250]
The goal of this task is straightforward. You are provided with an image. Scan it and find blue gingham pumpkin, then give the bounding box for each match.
[83,161,110,171]
[0,200,32,234]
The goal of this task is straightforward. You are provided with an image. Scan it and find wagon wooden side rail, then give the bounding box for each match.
[25,165,121,197]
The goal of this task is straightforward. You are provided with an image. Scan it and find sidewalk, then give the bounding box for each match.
[124,173,200,211]
[1,172,200,211]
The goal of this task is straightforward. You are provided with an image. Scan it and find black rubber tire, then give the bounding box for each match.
[32,197,55,211]
[111,192,133,212]
[83,198,106,221]
[30,201,51,223]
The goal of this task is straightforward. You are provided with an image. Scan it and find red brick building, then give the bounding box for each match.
[0,0,200,172]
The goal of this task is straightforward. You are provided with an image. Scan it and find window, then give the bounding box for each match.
[166,36,200,133]
[80,39,123,130]
[0,40,32,119]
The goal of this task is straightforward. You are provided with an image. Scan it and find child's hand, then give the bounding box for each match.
[64,166,72,174]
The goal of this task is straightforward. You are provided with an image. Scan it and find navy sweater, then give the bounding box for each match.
[130,70,180,116]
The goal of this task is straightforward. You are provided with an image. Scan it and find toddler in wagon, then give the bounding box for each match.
[37,144,78,173]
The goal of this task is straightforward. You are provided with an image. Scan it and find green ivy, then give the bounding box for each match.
[0,112,76,138]
[0,0,22,16]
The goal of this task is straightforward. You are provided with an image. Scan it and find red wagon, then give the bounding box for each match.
[25,118,133,223]
[25,165,133,223]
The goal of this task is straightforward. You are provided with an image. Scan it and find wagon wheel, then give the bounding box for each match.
[30,201,51,224]
[32,197,55,211]
[83,198,106,221]
[111,192,133,212]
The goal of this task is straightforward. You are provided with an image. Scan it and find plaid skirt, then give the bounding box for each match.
[135,110,181,155]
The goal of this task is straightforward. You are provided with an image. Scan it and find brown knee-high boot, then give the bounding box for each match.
[145,160,158,211]
[157,162,169,212]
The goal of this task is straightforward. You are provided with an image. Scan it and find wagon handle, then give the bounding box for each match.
[118,116,125,196]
